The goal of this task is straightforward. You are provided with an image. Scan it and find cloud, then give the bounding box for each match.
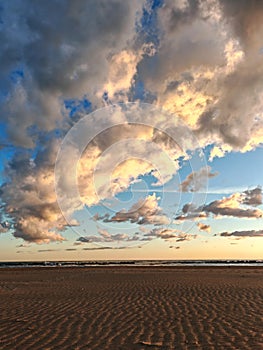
[1,0,144,148]
[175,203,207,221]
[0,140,69,243]
[242,187,262,206]
[55,113,188,224]
[138,0,263,154]
[101,193,170,226]
[0,222,9,233]
[175,233,197,242]
[72,118,186,210]
[38,249,61,253]
[144,228,181,240]
[16,250,33,254]
[77,237,92,243]
[195,0,263,152]
[77,229,140,244]
[179,166,218,192]
[2,1,263,245]
[177,187,263,221]
[101,50,141,100]
[203,192,263,218]
[208,144,232,161]
[82,246,130,251]
[0,1,152,244]
[144,227,197,242]
[220,230,263,238]
[197,222,211,233]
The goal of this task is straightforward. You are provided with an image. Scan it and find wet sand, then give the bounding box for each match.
[0,267,262,349]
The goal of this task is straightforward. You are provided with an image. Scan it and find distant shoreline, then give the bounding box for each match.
[1,259,263,270]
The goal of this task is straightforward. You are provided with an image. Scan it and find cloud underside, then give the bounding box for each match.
[77,228,197,244]
[220,230,263,238]
[177,187,263,220]
[1,0,263,243]
[96,193,170,226]
[2,0,263,151]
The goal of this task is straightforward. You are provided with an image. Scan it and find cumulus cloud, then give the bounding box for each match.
[138,0,263,154]
[175,202,207,221]
[54,103,195,229]
[177,187,263,221]
[242,187,262,206]
[195,0,263,152]
[1,0,144,147]
[0,140,72,243]
[2,0,263,245]
[99,193,170,226]
[203,192,263,218]
[0,1,146,243]
[76,126,182,207]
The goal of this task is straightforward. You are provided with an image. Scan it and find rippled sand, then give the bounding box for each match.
[0,267,262,349]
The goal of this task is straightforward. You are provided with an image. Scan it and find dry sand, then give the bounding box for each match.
[0,267,262,350]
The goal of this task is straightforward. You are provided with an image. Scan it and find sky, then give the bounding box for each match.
[0,0,263,261]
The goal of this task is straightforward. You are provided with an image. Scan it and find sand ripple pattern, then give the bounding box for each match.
[0,267,262,350]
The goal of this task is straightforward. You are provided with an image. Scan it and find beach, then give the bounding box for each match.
[0,267,262,350]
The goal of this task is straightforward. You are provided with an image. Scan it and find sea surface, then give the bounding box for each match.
[0,260,263,268]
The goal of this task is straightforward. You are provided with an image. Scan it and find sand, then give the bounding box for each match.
[0,267,262,350]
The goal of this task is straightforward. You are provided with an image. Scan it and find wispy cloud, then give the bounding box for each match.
[38,249,61,253]
[82,246,131,251]
[179,166,218,192]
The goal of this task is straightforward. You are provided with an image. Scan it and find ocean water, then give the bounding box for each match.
[0,260,263,268]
